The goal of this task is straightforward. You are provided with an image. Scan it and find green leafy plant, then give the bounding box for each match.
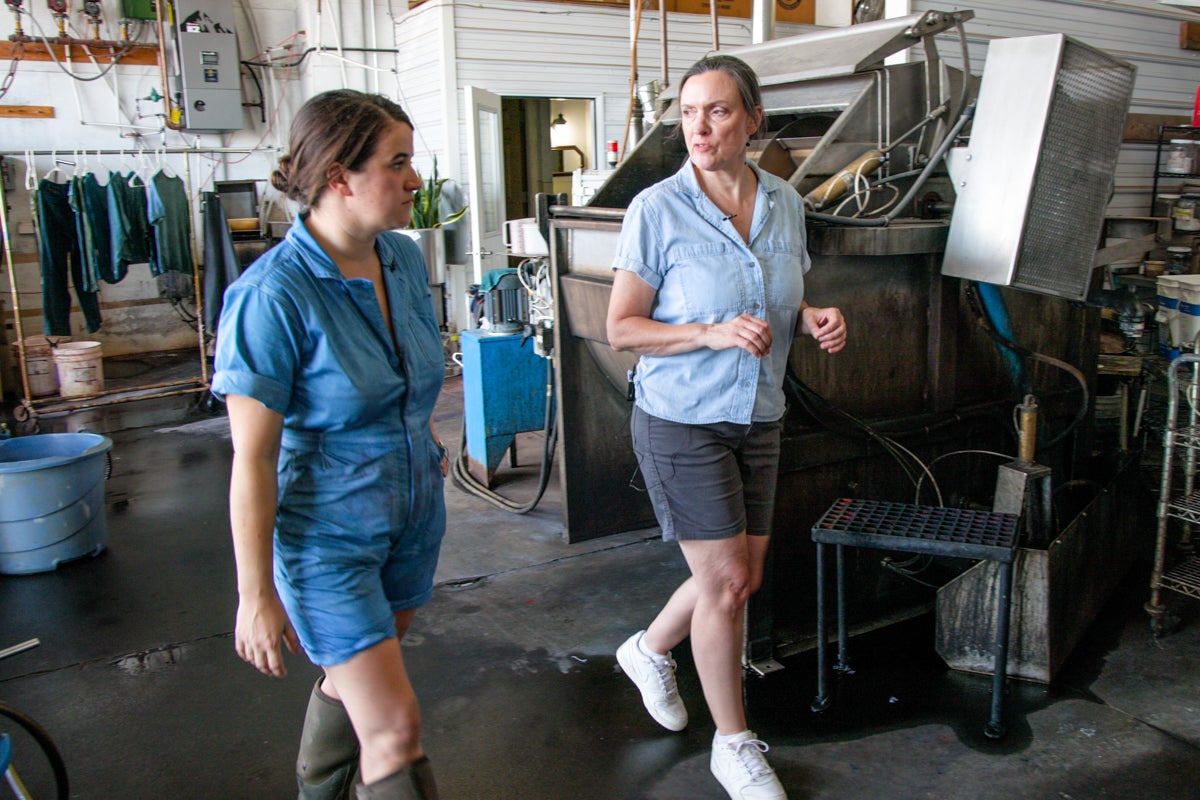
[410,156,468,229]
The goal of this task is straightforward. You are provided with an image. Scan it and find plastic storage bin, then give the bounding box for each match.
[0,433,113,574]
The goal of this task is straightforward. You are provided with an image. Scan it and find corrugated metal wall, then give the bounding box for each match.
[911,0,1200,215]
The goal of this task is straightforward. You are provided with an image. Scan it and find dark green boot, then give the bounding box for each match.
[355,757,439,800]
[297,678,361,800]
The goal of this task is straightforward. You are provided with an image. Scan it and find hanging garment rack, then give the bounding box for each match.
[0,146,278,432]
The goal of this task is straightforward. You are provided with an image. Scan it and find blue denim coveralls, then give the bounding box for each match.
[211,215,446,666]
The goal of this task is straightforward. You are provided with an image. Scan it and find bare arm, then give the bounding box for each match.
[227,394,299,677]
[605,269,773,357]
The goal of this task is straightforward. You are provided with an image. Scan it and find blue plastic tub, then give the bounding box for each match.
[0,432,113,575]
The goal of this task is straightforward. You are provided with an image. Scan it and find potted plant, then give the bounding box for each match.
[406,156,467,285]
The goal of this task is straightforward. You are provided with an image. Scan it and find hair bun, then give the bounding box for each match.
[270,155,292,194]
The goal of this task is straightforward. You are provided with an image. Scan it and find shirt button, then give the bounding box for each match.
[752,303,760,310]
[743,381,751,388]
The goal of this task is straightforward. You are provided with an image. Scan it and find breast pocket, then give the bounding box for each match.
[670,242,746,316]
[758,240,807,312]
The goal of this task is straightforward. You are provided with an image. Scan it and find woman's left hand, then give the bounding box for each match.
[436,440,449,477]
[800,305,847,353]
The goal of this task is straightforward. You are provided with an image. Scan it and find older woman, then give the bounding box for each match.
[213,90,449,800]
[607,55,846,800]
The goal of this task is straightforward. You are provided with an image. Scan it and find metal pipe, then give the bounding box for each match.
[985,561,1012,739]
[711,0,719,51]
[0,163,32,402]
[184,153,210,385]
[1018,394,1038,464]
[26,381,208,411]
[0,638,40,661]
[658,0,669,90]
[1,148,275,156]
[154,0,184,130]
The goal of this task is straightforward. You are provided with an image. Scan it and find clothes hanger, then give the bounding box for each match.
[42,150,68,184]
[24,150,38,193]
[92,150,112,185]
[159,147,177,179]
[129,148,147,187]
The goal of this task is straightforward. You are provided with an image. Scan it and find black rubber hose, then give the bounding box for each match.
[450,357,557,514]
[0,702,70,800]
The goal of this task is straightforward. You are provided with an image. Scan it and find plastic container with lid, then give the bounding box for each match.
[1164,141,1196,175]
[1155,193,1181,219]
[1175,195,1200,231]
[1167,246,1194,275]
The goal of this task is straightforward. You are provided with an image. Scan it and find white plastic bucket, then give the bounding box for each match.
[52,341,104,398]
[1157,275,1182,352]
[1178,276,1200,348]
[13,336,70,397]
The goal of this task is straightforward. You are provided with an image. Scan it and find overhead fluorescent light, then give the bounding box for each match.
[1161,0,1200,7]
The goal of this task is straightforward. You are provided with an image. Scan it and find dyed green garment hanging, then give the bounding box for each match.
[106,172,155,283]
[68,173,111,292]
[146,170,194,275]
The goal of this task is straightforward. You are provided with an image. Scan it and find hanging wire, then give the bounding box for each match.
[21,8,143,82]
[0,39,22,101]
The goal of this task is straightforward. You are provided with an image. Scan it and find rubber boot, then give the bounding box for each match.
[297,678,361,800]
[355,757,439,800]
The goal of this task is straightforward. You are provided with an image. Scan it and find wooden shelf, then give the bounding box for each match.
[0,39,159,66]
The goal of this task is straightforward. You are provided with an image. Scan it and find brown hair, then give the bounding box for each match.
[678,55,764,137]
[270,89,412,211]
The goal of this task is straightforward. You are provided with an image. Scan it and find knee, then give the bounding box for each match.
[709,571,753,613]
[358,713,423,767]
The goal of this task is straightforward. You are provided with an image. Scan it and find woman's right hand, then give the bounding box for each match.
[235,590,300,678]
[704,313,773,357]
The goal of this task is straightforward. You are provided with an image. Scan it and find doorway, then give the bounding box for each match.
[500,97,596,221]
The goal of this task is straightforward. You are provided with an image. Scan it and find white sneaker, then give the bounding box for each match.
[710,731,787,800]
[615,630,688,731]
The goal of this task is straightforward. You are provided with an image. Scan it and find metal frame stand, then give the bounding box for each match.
[811,498,1020,739]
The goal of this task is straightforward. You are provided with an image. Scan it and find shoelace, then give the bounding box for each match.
[650,656,679,697]
[730,739,773,782]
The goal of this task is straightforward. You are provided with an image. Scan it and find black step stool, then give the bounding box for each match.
[810,498,1021,738]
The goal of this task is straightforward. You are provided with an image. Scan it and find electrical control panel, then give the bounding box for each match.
[172,0,243,132]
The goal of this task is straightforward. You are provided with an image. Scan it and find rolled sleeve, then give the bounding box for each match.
[211,281,301,416]
[612,196,664,291]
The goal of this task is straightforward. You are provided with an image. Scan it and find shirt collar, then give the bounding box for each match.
[284,214,398,280]
[674,156,779,202]
[673,157,778,235]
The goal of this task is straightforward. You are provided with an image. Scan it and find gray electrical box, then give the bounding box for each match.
[173,0,243,132]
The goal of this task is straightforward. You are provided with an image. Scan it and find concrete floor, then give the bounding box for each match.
[2,376,1200,799]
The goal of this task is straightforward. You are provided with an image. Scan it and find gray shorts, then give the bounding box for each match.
[631,405,781,542]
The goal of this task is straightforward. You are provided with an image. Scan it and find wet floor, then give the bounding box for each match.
[2,378,1199,799]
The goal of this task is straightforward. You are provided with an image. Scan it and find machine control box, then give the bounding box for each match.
[172,0,243,132]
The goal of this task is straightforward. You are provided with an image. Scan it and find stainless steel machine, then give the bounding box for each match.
[545,11,1136,669]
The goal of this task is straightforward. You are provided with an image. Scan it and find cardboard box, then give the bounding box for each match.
[669,0,814,24]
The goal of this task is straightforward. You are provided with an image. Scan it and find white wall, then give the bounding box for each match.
[393,0,819,197]
[0,0,409,374]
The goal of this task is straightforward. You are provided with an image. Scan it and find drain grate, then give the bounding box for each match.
[812,498,1020,562]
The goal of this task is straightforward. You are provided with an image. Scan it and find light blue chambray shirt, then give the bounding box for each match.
[612,158,811,425]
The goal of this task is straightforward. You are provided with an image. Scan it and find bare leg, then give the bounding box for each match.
[675,534,771,735]
[642,577,698,655]
[324,610,424,785]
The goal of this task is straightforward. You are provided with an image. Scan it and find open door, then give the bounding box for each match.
[464,86,508,283]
